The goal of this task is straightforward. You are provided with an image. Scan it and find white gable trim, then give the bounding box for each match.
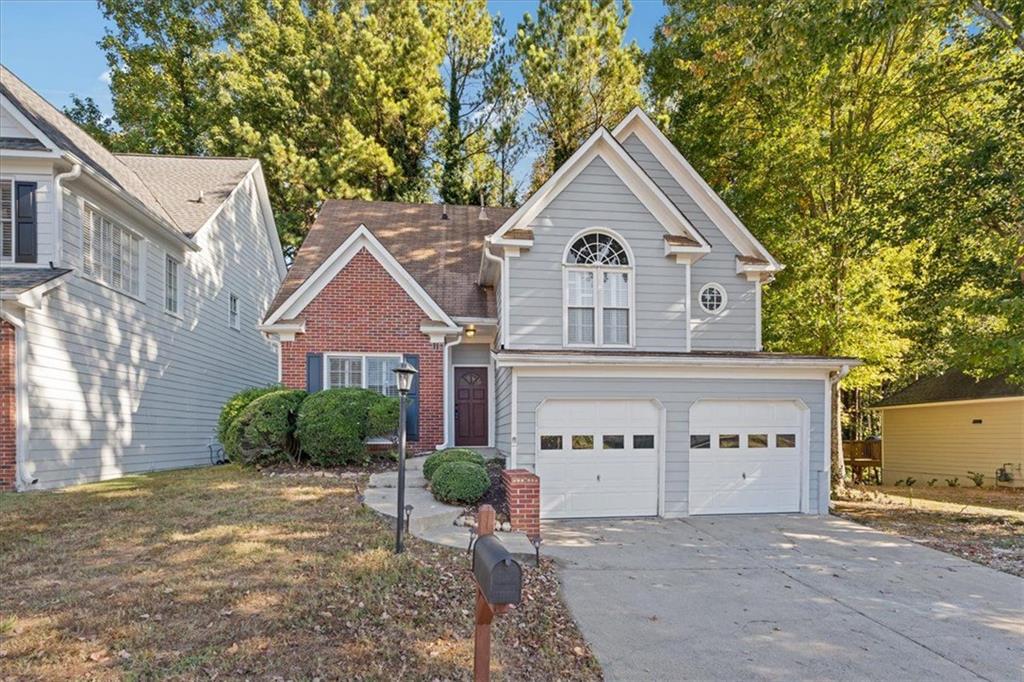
[613,108,782,271]
[194,163,287,280]
[490,128,710,252]
[263,224,456,328]
[0,95,59,153]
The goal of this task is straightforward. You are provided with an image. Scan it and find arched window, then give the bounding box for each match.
[564,231,633,346]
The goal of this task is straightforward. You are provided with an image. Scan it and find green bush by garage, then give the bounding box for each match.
[430,461,490,504]
[423,448,485,480]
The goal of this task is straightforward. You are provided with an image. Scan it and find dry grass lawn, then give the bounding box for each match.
[833,484,1024,577]
[0,466,601,680]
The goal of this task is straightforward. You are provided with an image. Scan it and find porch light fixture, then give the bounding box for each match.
[392,361,418,553]
[465,325,477,338]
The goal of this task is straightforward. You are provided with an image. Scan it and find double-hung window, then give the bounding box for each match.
[229,294,240,329]
[1,180,12,263]
[326,355,401,396]
[564,232,632,346]
[164,254,181,315]
[82,204,142,297]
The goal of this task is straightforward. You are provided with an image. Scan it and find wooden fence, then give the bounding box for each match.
[843,439,882,483]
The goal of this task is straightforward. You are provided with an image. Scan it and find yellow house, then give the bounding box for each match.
[875,371,1024,488]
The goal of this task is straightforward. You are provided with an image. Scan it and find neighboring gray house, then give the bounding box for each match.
[0,66,286,491]
[261,108,857,518]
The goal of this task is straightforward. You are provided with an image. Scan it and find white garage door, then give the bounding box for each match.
[689,400,805,515]
[536,399,661,518]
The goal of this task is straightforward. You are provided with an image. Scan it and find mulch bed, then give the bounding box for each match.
[833,485,1024,577]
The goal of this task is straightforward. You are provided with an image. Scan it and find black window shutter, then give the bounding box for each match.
[402,353,420,441]
[14,182,37,263]
[306,353,324,392]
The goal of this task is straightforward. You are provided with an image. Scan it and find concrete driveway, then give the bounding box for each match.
[543,515,1023,681]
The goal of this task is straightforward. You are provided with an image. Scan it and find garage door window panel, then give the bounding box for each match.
[690,434,711,449]
[748,433,768,448]
[602,434,625,449]
[540,435,563,450]
[719,434,740,448]
[776,433,797,448]
[572,435,594,450]
[634,434,655,449]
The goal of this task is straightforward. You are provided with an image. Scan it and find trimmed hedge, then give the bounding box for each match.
[219,385,281,459]
[227,389,306,466]
[296,388,392,466]
[367,396,400,441]
[423,448,485,481]
[431,461,490,505]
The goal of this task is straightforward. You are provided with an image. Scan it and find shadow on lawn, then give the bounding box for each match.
[0,466,600,680]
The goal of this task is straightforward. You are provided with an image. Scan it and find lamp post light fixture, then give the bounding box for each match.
[393,361,418,554]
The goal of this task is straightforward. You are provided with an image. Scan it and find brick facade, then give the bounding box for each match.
[502,469,540,538]
[0,320,16,491]
[279,248,444,451]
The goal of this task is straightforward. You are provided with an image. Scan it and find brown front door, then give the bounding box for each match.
[454,367,488,446]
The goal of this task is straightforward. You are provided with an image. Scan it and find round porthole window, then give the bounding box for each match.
[699,283,727,314]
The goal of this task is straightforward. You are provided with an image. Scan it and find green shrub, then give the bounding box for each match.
[423,448,485,481]
[431,461,490,505]
[946,477,959,487]
[229,389,306,467]
[296,388,389,466]
[219,385,281,458]
[967,471,985,487]
[367,396,400,441]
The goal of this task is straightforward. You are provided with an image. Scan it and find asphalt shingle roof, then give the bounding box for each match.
[0,266,72,296]
[268,199,516,321]
[874,370,1024,408]
[116,155,256,236]
[1,65,257,238]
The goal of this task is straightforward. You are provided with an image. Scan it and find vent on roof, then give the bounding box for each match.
[197,190,205,204]
[441,203,448,220]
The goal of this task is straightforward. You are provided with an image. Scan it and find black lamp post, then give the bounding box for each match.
[393,360,418,554]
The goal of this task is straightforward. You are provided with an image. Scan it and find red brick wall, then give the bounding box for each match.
[0,320,16,491]
[502,469,540,538]
[279,248,444,451]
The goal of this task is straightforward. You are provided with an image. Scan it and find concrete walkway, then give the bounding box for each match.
[544,514,1024,682]
[363,455,535,555]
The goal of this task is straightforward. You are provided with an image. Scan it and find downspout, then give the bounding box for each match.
[481,236,503,347]
[53,162,82,266]
[441,333,464,449]
[826,363,852,500]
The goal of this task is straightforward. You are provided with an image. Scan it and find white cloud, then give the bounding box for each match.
[100,69,112,85]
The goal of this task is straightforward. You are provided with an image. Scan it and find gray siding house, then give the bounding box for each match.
[262,107,856,519]
[0,66,285,490]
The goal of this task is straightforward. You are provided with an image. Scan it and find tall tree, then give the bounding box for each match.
[63,95,120,150]
[647,0,1021,491]
[210,0,445,251]
[515,0,643,186]
[98,0,228,154]
[435,0,517,205]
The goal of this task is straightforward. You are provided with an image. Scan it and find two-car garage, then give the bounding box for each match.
[534,397,809,518]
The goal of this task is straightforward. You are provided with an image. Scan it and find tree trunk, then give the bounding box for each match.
[830,380,846,495]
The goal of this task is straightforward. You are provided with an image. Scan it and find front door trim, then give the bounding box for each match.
[454,365,490,446]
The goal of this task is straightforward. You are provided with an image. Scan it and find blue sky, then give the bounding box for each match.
[1,0,668,116]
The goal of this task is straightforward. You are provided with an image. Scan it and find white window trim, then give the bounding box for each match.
[164,253,183,317]
[561,229,636,349]
[229,293,240,330]
[323,352,404,392]
[698,282,728,315]
[0,178,14,264]
[79,200,147,302]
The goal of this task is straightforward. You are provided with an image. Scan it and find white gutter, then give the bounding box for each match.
[52,162,81,266]
[63,153,200,252]
[495,351,861,370]
[441,333,464,449]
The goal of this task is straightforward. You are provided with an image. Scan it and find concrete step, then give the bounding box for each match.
[363,483,461,535]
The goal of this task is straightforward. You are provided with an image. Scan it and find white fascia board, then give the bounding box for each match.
[514,363,830,382]
[258,319,306,342]
[196,163,286,280]
[489,128,709,251]
[7,271,74,308]
[421,322,463,344]
[874,396,1024,411]
[0,95,59,151]
[264,224,456,328]
[613,108,782,271]
[494,351,860,371]
[0,149,61,161]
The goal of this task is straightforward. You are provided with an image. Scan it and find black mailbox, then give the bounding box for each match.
[472,535,522,606]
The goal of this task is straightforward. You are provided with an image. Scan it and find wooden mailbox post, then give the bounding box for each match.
[471,504,522,682]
